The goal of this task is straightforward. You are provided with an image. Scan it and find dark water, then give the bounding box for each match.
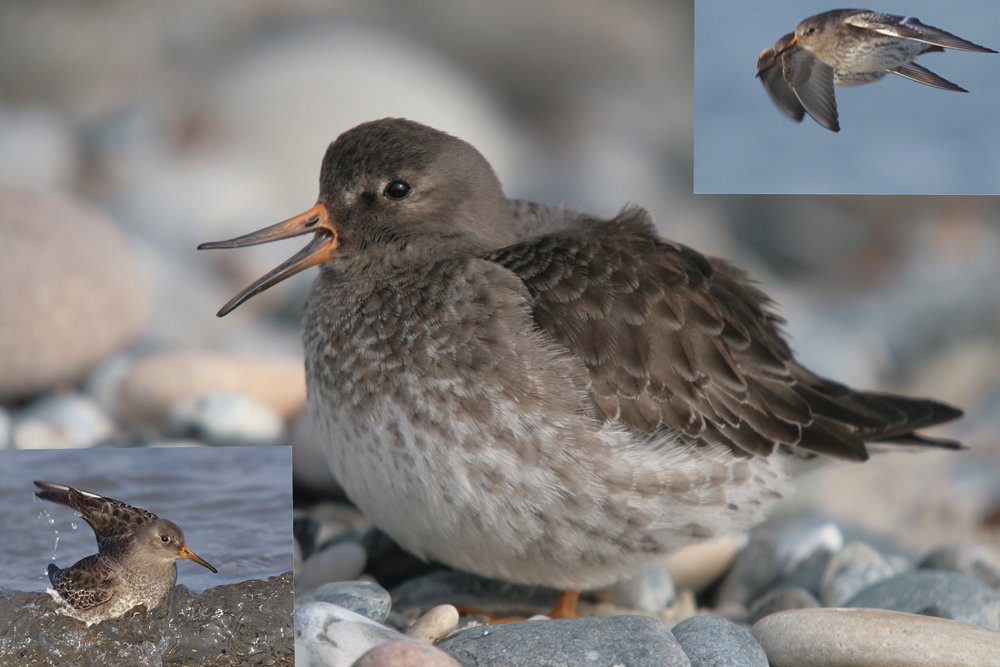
[694,0,1000,193]
[0,445,293,592]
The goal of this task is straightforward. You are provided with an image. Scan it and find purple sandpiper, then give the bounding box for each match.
[757,9,996,131]
[35,481,217,626]
[199,118,962,603]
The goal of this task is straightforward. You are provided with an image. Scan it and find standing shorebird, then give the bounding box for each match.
[200,118,962,607]
[757,9,996,131]
[35,481,217,626]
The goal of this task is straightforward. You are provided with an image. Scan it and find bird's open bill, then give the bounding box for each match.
[179,545,218,573]
[197,203,338,317]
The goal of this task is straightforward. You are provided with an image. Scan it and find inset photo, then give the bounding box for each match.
[695,0,1000,193]
[0,445,293,666]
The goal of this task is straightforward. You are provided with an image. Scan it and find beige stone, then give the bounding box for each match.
[353,639,463,667]
[118,351,305,423]
[404,604,459,644]
[752,607,1000,667]
[0,189,149,398]
[662,535,745,593]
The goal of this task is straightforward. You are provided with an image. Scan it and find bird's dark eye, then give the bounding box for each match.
[384,181,411,200]
[161,535,170,543]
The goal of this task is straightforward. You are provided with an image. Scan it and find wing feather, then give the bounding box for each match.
[487,206,963,459]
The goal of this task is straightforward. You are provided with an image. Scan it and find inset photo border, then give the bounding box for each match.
[694,0,1000,194]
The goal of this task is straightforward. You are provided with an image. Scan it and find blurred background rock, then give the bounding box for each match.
[0,0,997,558]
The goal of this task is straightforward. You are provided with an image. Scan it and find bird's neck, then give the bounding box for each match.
[323,235,486,286]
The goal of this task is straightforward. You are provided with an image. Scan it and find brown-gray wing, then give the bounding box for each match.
[890,62,966,92]
[847,12,996,53]
[34,482,159,549]
[486,207,963,460]
[48,556,116,610]
[782,46,839,132]
[757,36,807,123]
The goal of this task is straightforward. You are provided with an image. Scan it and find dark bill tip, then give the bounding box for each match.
[197,203,337,316]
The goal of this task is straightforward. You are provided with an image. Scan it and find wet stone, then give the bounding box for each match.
[845,570,1000,630]
[718,518,844,606]
[439,615,691,667]
[772,549,834,599]
[716,528,784,607]
[747,586,821,625]
[297,580,392,624]
[821,541,902,607]
[672,615,768,667]
[920,544,1000,591]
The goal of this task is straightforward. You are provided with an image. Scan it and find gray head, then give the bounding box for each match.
[790,9,857,53]
[133,519,217,572]
[199,118,517,315]
[319,119,514,248]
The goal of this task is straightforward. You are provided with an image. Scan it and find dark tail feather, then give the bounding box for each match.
[856,393,964,441]
[858,392,965,455]
[792,368,965,459]
[869,432,966,451]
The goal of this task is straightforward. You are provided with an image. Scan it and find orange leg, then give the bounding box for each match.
[454,589,581,622]
[548,589,580,619]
